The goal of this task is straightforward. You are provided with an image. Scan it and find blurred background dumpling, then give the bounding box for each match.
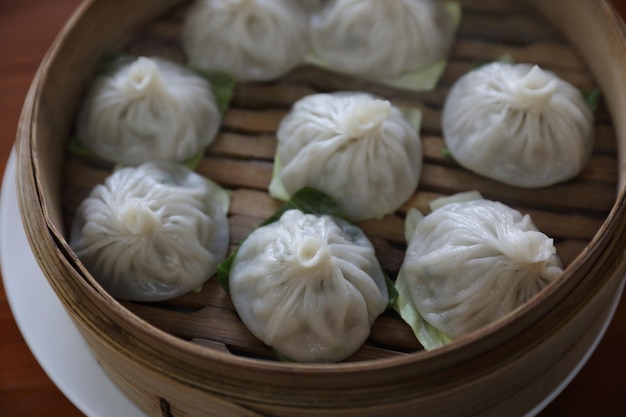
[181,0,311,81]
[76,56,221,166]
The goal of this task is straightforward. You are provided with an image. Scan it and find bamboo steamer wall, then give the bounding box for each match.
[15,0,626,416]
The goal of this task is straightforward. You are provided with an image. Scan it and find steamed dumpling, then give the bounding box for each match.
[442,62,594,187]
[76,56,221,166]
[229,209,389,362]
[396,192,563,349]
[310,0,457,79]
[70,161,230,302]
[270,92,422,221]
[181,0,310,81]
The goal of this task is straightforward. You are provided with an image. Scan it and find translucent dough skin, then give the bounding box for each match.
[229,210,388,363]
[274,92,422,221]
[442,62,594,187]
[76,57,221,166]
[70,161,230,302]
[181,0,310,81]
[311,0,456,78]
[402,199,563,340]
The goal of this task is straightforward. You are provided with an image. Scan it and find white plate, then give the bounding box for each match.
[0,151,147,417]
[0,150,623,417]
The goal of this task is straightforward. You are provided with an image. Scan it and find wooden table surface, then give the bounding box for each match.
[1,1,626,416]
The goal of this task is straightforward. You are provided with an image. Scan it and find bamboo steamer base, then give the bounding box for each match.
[58,0,619,362]
[15,0,626,416]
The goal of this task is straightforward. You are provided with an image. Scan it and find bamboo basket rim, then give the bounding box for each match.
[16,0,626,380]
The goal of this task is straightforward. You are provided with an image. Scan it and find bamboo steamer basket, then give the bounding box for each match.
[14,0,626,416]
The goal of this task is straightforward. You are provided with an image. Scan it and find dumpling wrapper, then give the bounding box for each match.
[309,0,459,83]
[70,161,230,302]
[76,56,221,166]
[182,0,311,81]
[229,209,389,363]
[396,192,563,350]
[269,92,422,221]
[442,62,594,187]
